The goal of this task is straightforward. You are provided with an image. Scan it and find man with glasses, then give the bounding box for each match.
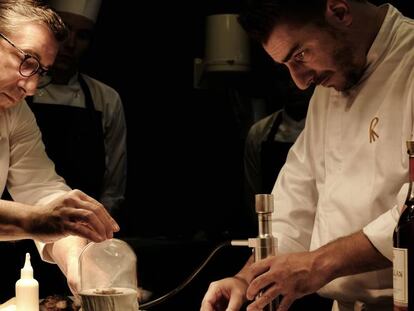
[27,0,127,216]
[23,0,127,297]
[0,0,119,297]
[0,33,49,78]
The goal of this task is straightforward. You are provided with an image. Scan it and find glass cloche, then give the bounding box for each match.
[78,239,139,311]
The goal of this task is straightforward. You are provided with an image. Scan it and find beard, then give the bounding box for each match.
[319,22,366,92]
[333,43,365,92]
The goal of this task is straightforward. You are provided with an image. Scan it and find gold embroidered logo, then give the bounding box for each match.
[369,117,379,143]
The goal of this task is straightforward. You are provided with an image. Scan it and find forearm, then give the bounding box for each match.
[312,230,391,284]
[0,199,37,240]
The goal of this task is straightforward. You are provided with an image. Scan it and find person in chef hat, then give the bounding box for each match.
[45,0,104,78]
[49,0,102,25]
[27,0,128,297]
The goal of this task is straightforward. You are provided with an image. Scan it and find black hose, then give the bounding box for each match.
[140,240,232,309]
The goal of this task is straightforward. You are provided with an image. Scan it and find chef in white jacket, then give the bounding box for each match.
[0,0,118,294]
[201,1,414,311]
[28,0,127,213]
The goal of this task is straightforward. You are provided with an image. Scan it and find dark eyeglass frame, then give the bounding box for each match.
[0,32,49,77]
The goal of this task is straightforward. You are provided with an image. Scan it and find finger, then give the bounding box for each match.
[75,189,118,226]
[68,278,81,296]
[277,296,294,311]
[200,289,218,311]
[246,292,274,311]
[76,190,120,233]
[246,273,274,300]
[68,283,77,296]
[84,202,115,239]
[249,258,272,279]
[226,294,243,311]
[64,207,107,241]
[199,299,214,311]
[200,287,223,311]
[64,219,103,242]
[247,282,282,311]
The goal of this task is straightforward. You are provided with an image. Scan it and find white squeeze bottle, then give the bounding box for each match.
[16,253,39,311]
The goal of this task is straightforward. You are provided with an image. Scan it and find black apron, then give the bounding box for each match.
[260,111,294,193]
[27,75,105,199]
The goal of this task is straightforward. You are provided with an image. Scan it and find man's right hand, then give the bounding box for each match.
[26,189,119,242]
[200,276,249,311]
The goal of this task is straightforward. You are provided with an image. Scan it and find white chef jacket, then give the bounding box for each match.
[0,101,69,202]
[33,73,127,212]
[0,100,71,261]
[272,4,414,305]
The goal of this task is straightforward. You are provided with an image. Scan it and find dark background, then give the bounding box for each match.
[0,1,413,310]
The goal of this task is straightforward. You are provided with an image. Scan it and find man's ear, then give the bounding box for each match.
[325,0,352,27]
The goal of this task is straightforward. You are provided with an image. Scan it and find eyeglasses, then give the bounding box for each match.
[0,32,49,77]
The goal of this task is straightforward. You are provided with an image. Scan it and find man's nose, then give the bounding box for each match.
[287,63,314,90]
[17,74,40,96]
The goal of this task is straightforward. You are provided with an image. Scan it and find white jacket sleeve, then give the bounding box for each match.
[6,101,70,204]
[271,94,321,254]
[6,101,71,263]
[272,129,318,254]
[100,91,127,212]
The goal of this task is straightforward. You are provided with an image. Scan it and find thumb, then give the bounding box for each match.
[226,294,244,311]
[276,296,294,311]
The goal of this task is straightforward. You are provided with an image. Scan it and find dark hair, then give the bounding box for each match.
[238,0,330,43]
[0,0,67,41]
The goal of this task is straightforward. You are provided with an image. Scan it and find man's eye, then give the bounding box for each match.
[295,51,306,61]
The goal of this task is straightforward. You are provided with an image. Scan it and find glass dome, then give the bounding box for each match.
[78,238,139,311]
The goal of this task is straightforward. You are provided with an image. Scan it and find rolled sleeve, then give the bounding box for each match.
[35,241,54,263]
[363,205,400,261]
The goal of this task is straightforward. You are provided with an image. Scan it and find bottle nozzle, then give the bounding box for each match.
[21,252,34,279]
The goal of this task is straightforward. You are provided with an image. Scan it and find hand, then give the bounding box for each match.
[27,189,119,242]
[200,276,248,311]
[65,250,81,295]
[245,252,323,311]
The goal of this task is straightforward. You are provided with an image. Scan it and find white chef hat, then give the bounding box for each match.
[48,0,102,23]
